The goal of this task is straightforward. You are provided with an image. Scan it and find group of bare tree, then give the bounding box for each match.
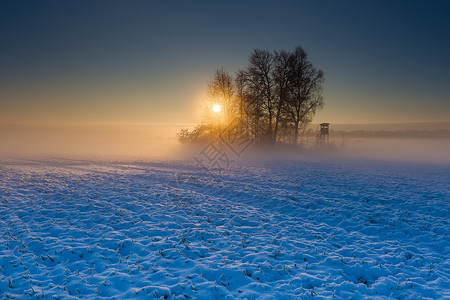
[178,46,324,146]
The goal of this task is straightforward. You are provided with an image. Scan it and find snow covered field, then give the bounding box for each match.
[0,156,449,299]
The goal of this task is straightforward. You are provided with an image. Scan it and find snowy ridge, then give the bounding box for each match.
[0,158,449,299]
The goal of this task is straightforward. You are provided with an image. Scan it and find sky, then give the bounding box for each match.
[1,0,449,126]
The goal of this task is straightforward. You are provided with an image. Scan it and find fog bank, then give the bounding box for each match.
[1,123,448,164]
[0,123,185,160]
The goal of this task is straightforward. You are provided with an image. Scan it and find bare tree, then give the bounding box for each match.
[272,49,291,143]
[287,47,324,145]
[245,49,276,142]
[207,68,236,124]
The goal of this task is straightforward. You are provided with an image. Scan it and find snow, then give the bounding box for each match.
[0,156,449,299]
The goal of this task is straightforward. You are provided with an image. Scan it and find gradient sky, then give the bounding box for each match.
[1,0,449,125]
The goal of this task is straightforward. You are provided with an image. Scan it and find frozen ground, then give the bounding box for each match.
[0,156,449,299]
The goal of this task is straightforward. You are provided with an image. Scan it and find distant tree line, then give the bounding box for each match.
[178,46,324,145]
[333,129,450,139]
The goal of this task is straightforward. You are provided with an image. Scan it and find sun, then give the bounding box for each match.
[212,104,221,112]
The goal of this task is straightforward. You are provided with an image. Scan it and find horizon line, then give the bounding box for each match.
[0,120,449,127]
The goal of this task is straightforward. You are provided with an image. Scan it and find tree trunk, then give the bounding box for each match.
[293,109,300,145]
[268,109,273,144]
[273,96,284,144]
[293,120,300,145]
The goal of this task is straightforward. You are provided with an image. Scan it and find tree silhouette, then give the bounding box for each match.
[287,47,324,144]
[178,46,324,146]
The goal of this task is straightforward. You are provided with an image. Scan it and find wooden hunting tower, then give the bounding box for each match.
[320,123,329,135]
[313,123,330,149]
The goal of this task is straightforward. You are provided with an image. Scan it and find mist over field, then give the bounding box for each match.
[0,123,183,159]
[1,122,448,164]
